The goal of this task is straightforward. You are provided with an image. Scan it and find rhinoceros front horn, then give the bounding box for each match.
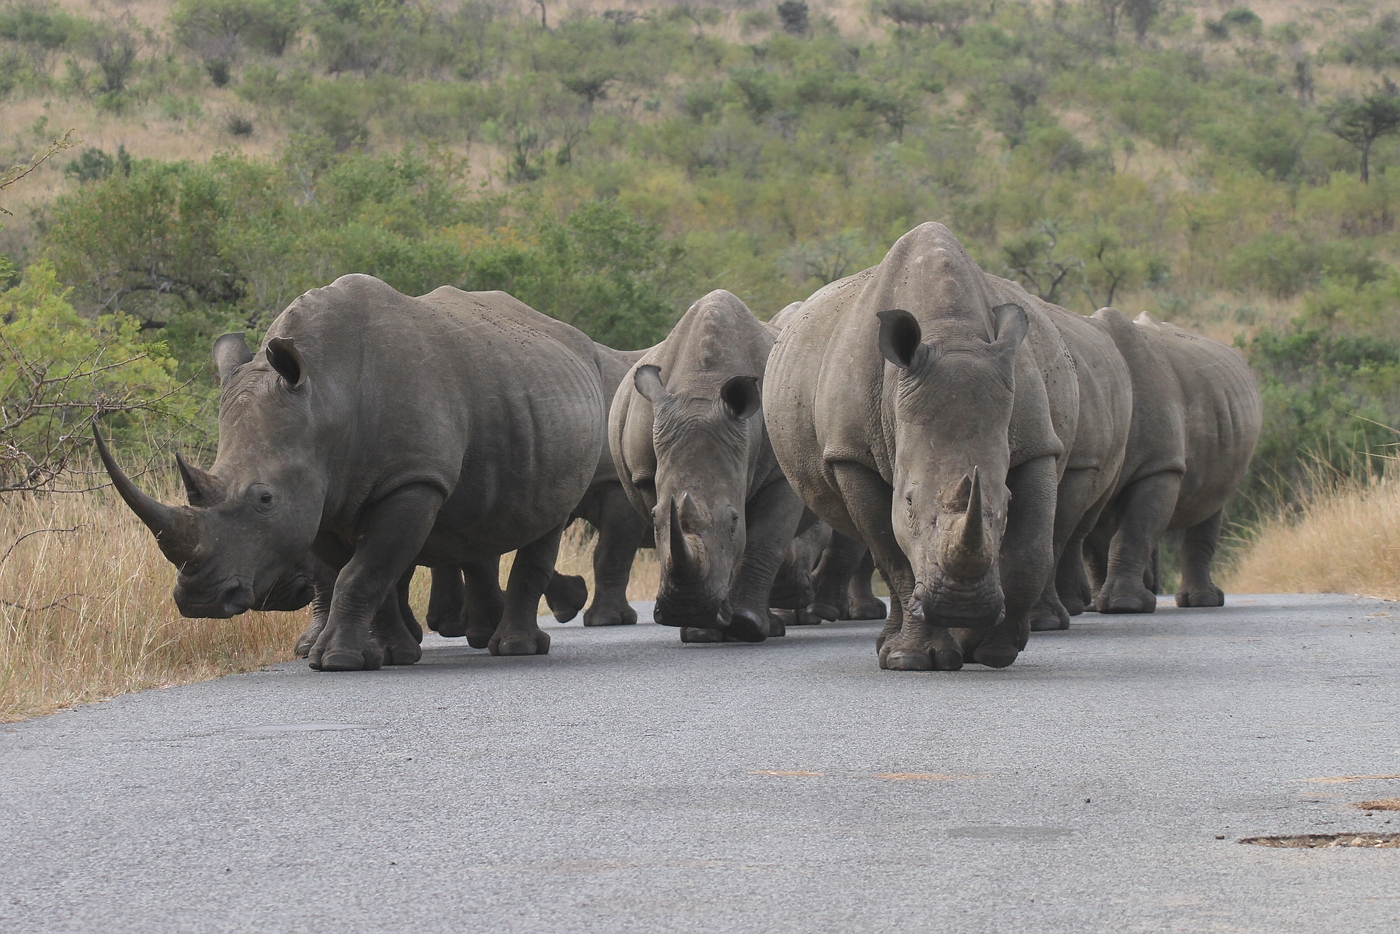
[667,493,700,579]
[93,425,199,566]
[947,466,993,580]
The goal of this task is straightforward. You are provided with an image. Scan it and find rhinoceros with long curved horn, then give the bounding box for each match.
[98,274,606,671]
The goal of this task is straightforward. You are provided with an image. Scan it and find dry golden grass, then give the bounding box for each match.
[1225,469,1400,601]
[2,482,659,722]
[0,485,308,723]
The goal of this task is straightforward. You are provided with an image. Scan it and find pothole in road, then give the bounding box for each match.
[1240,833,1400,848]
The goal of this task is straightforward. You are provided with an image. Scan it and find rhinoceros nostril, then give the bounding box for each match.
[219,583,252,617]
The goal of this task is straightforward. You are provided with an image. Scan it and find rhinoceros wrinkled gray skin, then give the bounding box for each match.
[610,289,807,643]
[765,222,1132,671]
[97,274,605,671]
[424,342,652,637]
[1057,308,1261,618]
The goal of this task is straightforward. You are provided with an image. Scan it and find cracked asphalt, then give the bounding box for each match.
[3,592,1399,933]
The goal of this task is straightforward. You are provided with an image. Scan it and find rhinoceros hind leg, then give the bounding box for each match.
[544,573,588,623]
[1176,511,1225,607]
[488,528,560,656]
[844,550,888,620]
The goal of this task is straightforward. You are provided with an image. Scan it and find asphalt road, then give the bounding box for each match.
[3,593,1400,933]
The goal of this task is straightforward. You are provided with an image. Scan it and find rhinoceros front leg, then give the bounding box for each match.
[828,462,962,671]
[1176,509,1225,607]
[727,477,806,640]
[489,527,561,656]
[309,484,443,672]
[1097,472,1181,614]
[957,455,1057,668]
[293,560,338,658]
[584,484,647,627]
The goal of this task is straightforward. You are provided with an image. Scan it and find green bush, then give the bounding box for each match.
[171,0,302,58]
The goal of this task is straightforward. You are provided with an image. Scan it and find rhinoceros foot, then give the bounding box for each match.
[1096,582,1157,614]
[878,632,963,671]
[783,607,823,626]
[972,642,1018,668]
[809,601,842,622]
[293,621,324,658]
[1176,585,1224,608]
[846,598,888,621]
[728,609,772,643]
[311,648,384,672]
[489,627,551,656]
[1029,612,1069,632]
[583,603,638,627]
[546,574,589,623]
[679,627,726,643]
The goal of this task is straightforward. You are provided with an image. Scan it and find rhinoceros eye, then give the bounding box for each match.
[260,492,273,504]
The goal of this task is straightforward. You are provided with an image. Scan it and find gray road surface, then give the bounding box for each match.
[3,593,1400,933]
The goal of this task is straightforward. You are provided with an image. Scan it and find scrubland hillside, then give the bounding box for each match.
[4,0,1400,716]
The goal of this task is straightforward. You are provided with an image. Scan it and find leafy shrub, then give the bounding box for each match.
[226,114,254,135]
[0,262,193,493]
[171,0,303,58]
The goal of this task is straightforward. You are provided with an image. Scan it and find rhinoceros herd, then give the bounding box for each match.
[96,222,1262,673]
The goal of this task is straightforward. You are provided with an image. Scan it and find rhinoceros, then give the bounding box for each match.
[1061,309,1261,616]
[424,341,652,639]
[764,222,1132,670]
[97,274,605,671]
[805,531,887,621]
[610,289,807,643]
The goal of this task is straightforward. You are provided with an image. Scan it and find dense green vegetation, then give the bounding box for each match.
[3,0,1400,531]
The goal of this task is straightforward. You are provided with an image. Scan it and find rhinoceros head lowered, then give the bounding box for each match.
[633,363,766,638]
[877,301,1028,630]
[96,332,327,619]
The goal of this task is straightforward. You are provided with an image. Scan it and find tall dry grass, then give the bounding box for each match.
[1225,464,1400,601]
[3,486,661,722]
[0,486,307,722]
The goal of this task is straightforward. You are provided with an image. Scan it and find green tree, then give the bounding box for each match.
[1326,77,1400,184]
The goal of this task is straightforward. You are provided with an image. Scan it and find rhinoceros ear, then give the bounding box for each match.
[720,375,761,420]
[877,309,922,370]
[991,303,1029,355]
[266,337,307,390]
[211,333,254,387]
[634,365,669,404]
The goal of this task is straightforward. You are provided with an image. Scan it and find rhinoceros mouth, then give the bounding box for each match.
[916,578,1004,629]
[653,592,730,630]
[174,580,256,619]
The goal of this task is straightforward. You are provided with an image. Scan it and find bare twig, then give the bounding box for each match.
[0,525,81,569]
[0,131,77,217]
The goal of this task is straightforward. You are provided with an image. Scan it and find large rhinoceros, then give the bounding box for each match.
[424,341,652,640]
[96,274,605,671]
[765,222,1131,670]
[610,289,807,643]
[1065,309,1261,615]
